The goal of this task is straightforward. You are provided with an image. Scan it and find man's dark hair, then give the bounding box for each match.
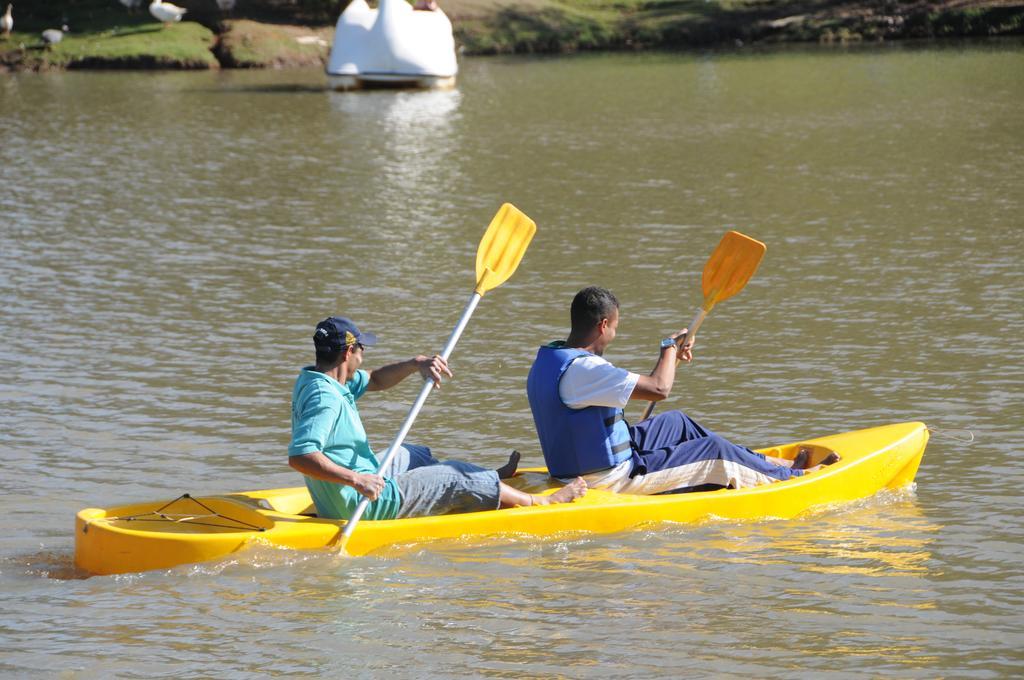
[570,286,619,333]
[315,346,343,366]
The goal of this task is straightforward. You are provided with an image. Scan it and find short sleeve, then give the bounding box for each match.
[347,369,370,400]
[289,386,341,457]
[559,355,639,409]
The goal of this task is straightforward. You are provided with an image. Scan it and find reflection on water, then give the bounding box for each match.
[329,87,461,131]
[313,491,947,675]
[427,488,935,578]
[328,88,462,197]
[730,490,936,573]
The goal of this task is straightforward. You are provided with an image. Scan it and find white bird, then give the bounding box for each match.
[119,0,143,14]
[41,24,67,47]
[149,0,187,26]
[1,4,13,38]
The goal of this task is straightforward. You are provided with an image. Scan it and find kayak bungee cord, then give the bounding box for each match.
[83,493,266,533]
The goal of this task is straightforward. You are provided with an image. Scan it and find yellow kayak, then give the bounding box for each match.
[74,421,928,576]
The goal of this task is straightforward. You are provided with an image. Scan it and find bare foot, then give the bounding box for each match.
[532,477,587,505]
[792,447,811,470]
[495,450,521,479]
[800,453,841,474]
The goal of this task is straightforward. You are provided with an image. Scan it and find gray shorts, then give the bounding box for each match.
[387,444,501,519]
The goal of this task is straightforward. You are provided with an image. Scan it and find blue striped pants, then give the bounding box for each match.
[573,411,801,494]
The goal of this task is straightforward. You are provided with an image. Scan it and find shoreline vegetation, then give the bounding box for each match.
[1,0,1022,72]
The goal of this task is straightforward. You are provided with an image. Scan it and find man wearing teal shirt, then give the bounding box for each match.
[289,316,587,521]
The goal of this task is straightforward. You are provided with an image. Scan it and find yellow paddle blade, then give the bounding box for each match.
[474,203,537,296]
[701,230,766,312]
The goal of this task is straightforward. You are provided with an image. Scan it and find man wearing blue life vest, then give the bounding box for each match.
[289,316,587,521]
[527,287,838,494]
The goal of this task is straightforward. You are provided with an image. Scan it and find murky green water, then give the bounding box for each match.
[2,42,1023,676]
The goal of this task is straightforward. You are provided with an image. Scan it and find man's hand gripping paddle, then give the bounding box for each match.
[335,203,537,553]
[640,230,766,421]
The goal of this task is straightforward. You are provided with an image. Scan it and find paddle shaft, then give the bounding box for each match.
[639,305,708,421]
[337,291,483,546]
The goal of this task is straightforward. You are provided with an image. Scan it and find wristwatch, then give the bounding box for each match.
[660,337,677,351]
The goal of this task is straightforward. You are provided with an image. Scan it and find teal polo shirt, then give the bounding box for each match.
[288,367,402,520]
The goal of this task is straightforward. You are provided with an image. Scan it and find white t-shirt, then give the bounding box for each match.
[558,354,639,410]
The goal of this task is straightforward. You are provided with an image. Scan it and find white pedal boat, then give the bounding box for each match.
[326,0,457,90]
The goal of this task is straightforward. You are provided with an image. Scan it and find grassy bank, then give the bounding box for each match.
[445,0,1024,54]
[213,20,333,68]
[1,0,1022,71]
[1,20,219,70]
[0,7,332,71]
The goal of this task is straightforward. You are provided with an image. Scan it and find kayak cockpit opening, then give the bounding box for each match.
[759,443,841,469]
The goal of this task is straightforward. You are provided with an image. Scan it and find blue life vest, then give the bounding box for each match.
[526,344,634,477]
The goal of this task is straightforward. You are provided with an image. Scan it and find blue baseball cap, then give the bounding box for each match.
[313,316,378,352]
